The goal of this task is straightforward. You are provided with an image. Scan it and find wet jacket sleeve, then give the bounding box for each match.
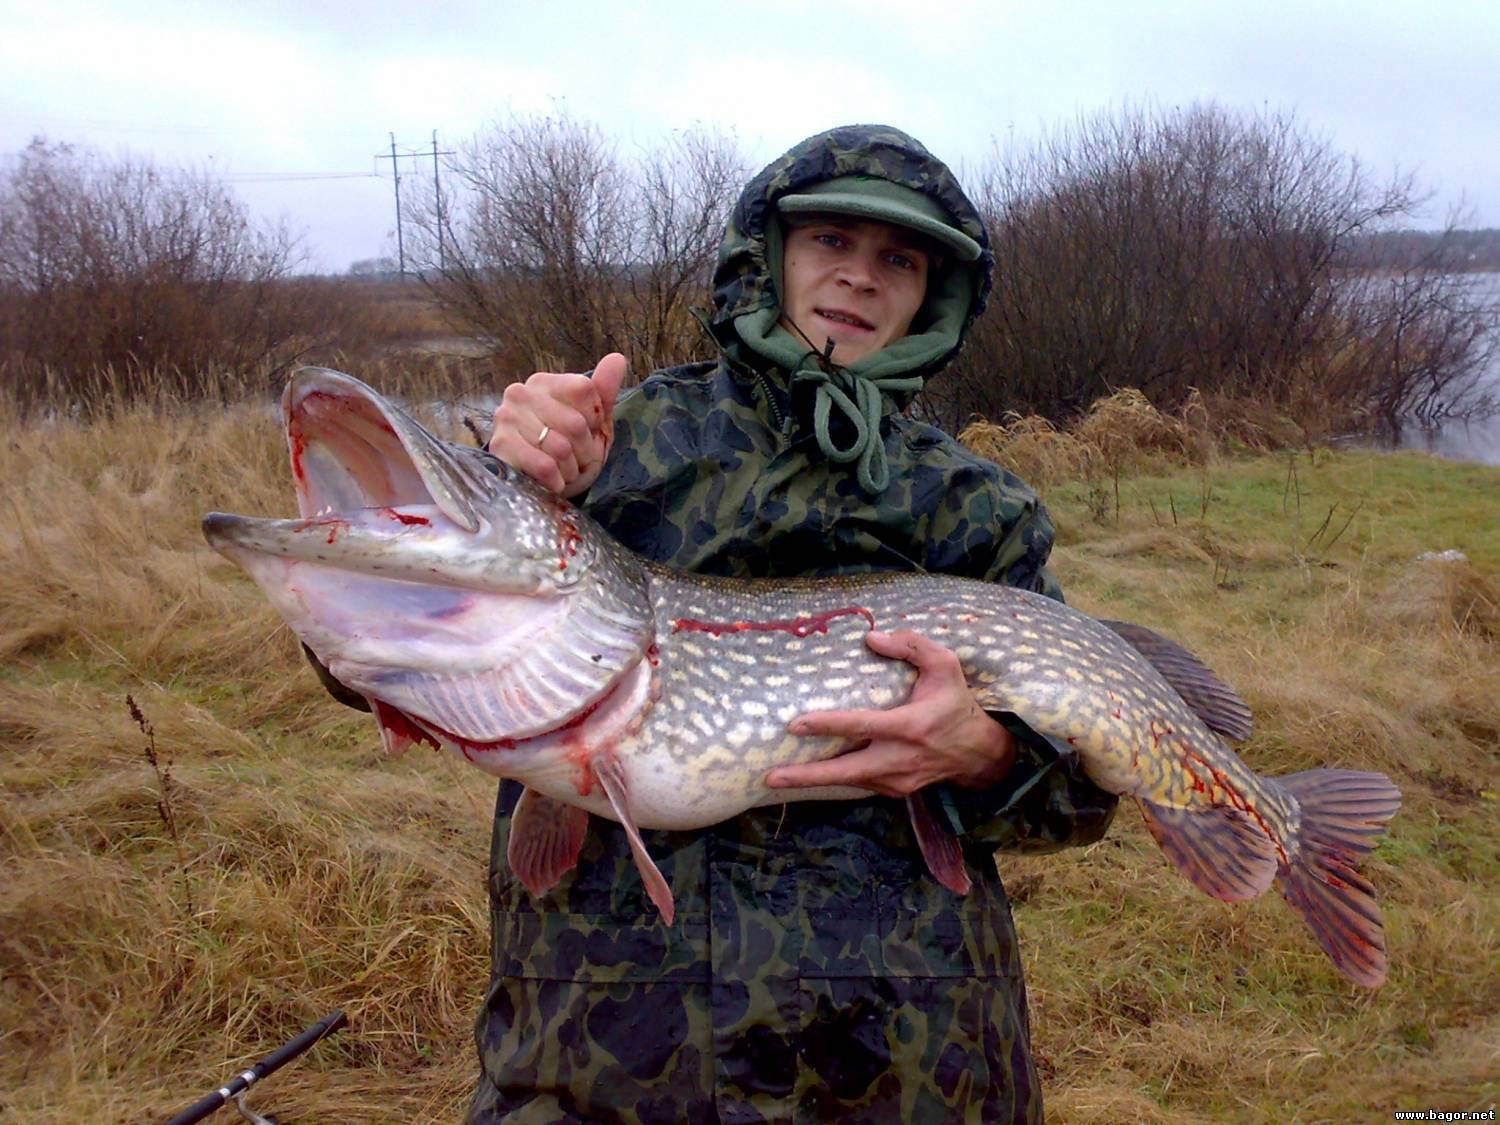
[934,501,1119,854]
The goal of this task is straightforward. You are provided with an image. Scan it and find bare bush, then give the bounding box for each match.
[406,114,748,377]
[1336,234,1499,434]
[921,104,1498,437]
[0,139,352,410]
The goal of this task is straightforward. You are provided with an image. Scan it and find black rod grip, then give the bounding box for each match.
[164,1010,348,1125]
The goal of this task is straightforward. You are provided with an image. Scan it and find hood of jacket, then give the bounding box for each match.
[706,124,994,393]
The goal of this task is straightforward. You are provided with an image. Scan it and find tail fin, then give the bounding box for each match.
[1275,769,1402,988]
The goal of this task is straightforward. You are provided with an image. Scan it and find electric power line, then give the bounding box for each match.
[220,172,382,183]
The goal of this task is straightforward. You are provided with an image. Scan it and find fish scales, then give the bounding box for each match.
[203,367,1403,988]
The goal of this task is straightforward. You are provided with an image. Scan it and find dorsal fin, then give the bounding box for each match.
[1102,620,1254,742]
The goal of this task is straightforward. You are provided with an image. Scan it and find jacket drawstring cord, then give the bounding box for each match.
[781,317,922,494]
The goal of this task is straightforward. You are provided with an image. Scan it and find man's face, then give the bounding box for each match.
[778,218,931,366]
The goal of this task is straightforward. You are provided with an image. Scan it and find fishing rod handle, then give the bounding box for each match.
[164,1010,348,1125]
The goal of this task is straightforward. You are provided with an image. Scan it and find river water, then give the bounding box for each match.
[1384,272,1500,466]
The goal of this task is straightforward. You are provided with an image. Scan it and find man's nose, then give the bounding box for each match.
[836,251,879,290]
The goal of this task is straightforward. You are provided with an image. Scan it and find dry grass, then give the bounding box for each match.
[960,411,1100,489]
[0,393,496,1122]
[2,383,1497,1122]
[960,388,1217,497]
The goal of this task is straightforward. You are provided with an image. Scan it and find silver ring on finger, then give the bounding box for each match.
[535,425,551,445]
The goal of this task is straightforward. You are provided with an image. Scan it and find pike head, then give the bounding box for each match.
[202,367,653,757]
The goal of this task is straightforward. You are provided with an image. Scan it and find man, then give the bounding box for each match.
[472,124,1116,1123]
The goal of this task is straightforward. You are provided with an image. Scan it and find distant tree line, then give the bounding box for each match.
[3,108,1495,437]
[0,140,376,409]
[1342,228,1500,272]
[921,104,1496,435]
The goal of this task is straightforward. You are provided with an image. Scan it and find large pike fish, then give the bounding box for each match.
[203,368,1401,988]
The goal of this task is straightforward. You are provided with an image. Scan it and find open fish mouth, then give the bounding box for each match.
[283,366,484,532]
[202,366,498,591]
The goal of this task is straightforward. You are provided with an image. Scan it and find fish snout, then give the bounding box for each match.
[202,511,253,548]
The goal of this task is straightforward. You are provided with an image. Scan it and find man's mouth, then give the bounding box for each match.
[815,308,875,331]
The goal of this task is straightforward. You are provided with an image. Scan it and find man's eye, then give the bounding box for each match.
[814,232,845,248]
[887,252,917,271]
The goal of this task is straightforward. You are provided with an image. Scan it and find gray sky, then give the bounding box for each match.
[5,0,1496,272]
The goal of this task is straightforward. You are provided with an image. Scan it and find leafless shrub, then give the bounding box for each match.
[406,113,748,377]
[0,139,365,410]
[922,103,1498,437]
[1335,235,1500,436]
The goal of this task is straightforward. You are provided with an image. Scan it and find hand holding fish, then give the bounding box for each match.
[769,629,1017,796]
[489,352,628,497]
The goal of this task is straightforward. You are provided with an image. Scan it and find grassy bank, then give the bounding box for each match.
[1,394,1496,1122]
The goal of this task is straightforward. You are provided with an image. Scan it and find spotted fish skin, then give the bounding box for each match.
[202,367,1402,989]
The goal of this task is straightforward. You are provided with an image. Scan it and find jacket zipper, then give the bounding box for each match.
[754,370,791,436]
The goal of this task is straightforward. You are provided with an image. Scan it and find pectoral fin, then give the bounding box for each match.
[507,786,590,897]
[906,790,973,896]
[593,757,676,924]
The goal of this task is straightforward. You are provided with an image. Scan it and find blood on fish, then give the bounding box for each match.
[1178,744,1288,865]
[563,741,601,797]
[372,700,440,753]
[383,508,431,526]
[293,516,348,544]
[671,605,876,638]
[289,429,309,486]
[288,389,399,494]
[380,681,620,763]
[553,504,584,571]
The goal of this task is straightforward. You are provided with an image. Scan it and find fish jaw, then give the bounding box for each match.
[206,537,566,678]
[270,365,597,594]
[201,503,570,597]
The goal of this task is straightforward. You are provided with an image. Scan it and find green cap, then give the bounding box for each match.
[776,175,982,262]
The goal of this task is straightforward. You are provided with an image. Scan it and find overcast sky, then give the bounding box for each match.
[4,0,1496,272]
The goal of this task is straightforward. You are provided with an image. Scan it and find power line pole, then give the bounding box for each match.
[376,132,455,278]
[375,133,406,278]
[431,129,450,271]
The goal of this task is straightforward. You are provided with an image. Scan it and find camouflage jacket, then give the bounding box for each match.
[468,125,1117,1125]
